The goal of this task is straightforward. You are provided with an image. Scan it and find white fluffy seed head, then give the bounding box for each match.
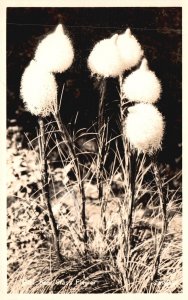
[34,24,74,73]
[116,28,144,70]
[125,103,165,154]
[20,60,58,117]
[87,34,125,78]
[122,58,162,103]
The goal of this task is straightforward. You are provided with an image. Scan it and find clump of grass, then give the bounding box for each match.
[7,186,182,293]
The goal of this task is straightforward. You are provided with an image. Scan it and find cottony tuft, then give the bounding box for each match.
[20,60,58,117]
[122,58,162,103]
[34,24,74,73]
[116,28,143,70]
[125,103,165,154]
[88,34,125,78]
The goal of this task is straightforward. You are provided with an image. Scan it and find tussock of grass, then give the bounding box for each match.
[7,191,182,293]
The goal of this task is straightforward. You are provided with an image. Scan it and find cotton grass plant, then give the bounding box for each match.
[118,53,167,286]
[87,27,168,288]
[20,58,61,262]
[87,28,143,235]
[21,24,89,255]
[8,25,182,293]
[88,34,121,233]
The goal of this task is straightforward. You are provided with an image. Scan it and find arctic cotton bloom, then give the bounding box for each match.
[88,34,125,78]
[34,24,74,73]
[122,58,162,103]
[125,103,165,154]
[116,28,143,70]
[20,60,58,117]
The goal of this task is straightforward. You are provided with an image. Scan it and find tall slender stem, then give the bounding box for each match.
[150,157,167,282]
[119,75,135,266]
[97,79,107,233]
[53,112,88,246]
[38,117,62,263]
[126,152,136,264]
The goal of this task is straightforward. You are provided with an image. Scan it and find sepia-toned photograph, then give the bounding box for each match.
[5,3,183,294]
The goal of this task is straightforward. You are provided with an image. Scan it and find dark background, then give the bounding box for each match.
[7,7,182,168]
